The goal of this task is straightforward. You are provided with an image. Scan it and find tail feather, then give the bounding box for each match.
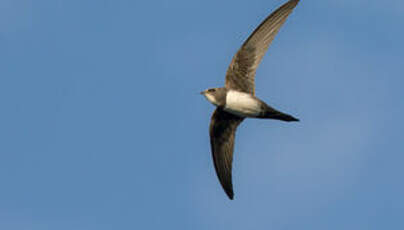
[267,112,299,122]
[259,105,299,122]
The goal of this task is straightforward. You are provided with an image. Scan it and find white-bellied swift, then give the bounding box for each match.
[201,0,301,200]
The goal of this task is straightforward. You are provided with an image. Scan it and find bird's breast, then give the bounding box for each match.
[224,90,262,117]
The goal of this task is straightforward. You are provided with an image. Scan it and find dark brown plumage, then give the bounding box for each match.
[209,108,244,200]
[225,0,300,95]
[208,0,300,199]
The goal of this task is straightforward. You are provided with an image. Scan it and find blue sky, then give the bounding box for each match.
[1,0,404,229]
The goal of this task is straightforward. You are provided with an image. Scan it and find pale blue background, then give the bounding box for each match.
[1,0,403,229]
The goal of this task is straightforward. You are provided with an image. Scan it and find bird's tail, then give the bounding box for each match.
[259,105,299,122]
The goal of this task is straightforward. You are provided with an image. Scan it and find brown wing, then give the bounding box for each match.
[225,0,300,94]
[209,108,244,200]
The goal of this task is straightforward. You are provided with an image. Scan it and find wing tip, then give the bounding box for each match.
[286,0,300,9]
[219,176,235,200]
[226,190,234,200]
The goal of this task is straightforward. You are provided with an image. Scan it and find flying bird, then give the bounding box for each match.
[201,0,301,199]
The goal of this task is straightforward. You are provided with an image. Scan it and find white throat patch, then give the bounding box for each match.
[205,93,219,106]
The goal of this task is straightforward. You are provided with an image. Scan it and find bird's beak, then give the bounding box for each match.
[200,91,205,95]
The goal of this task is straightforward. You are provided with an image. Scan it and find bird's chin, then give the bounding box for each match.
[203,94,216,105]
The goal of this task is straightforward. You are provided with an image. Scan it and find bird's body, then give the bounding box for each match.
[224,90,263,117]
[201,0,301,200]
[204,88,298,120]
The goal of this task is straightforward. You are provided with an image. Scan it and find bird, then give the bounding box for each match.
[201,0,301,200]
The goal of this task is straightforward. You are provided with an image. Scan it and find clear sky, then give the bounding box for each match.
[1,0,404,229]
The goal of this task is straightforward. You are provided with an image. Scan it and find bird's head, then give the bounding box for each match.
[200,88,225,106]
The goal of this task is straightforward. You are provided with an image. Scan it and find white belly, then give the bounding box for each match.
[224,90,262,117]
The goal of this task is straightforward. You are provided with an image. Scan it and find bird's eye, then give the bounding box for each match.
[208,89,216,92]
